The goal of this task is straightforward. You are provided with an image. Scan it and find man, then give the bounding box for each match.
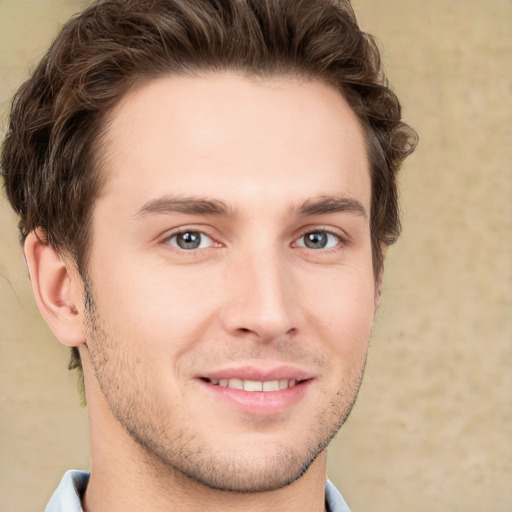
[1,0,416,510]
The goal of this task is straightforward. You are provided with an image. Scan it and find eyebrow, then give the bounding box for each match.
[134,196,232,219]
[134,194,367,220]
[298,195,368,219]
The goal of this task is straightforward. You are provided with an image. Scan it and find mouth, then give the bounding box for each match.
[196,368,313,416]
[201,377,305,392]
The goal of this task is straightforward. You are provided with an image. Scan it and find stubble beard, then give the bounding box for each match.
[83,284,368,493]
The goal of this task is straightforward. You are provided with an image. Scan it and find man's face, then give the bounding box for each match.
[81,73,376,492]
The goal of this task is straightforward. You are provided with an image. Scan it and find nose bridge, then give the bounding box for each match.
[222,242,296,340]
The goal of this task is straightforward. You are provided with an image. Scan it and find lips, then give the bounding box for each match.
[197,366,313,415]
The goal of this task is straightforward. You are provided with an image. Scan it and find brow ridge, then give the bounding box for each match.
[298,195,368,218]
[134,194,367,220]
[134,195,232,218]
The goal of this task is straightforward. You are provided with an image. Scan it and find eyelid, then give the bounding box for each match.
[292,225,349,250]
[160,226,221,250]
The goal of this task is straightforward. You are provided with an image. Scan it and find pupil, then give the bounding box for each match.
[177,232,201,249]
[304,232,327,249]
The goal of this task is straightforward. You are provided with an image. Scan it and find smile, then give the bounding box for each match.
[197,368,314,415]
[206,378,300,392]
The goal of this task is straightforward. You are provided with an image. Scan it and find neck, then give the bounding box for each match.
[84,456,328,512]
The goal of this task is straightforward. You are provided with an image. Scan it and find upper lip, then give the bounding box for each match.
[198,365,314,382]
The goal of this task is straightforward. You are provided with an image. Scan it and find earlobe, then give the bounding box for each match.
[24,230,85,348]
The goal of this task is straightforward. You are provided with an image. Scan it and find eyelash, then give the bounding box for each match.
[162,228,218,251]
[294,230,342,250]
[292,226,347,253]
[160,226,347,253]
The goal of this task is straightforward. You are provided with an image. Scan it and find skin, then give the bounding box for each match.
[25,73,377,512]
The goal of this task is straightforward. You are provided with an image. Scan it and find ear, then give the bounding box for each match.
[24,230,85,348]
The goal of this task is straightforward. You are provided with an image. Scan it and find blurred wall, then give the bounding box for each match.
[1,1,510,511]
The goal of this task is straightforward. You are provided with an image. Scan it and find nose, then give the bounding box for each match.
[220,248,298,342]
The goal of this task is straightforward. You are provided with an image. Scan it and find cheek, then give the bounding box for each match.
[302,267,376,352]
[90,259,222,352]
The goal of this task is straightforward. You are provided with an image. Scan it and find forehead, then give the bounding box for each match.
[97,72,370,213]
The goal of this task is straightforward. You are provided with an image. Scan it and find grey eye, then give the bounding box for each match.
[304,232,328,249]
[167,231,214,250]
[296,231,340,250]
[177,232,201,249]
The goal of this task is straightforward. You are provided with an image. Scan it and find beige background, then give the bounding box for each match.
[1,1,511,511]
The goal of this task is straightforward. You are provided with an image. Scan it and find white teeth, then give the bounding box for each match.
[262,380,280,392]
[229,378,244,390]
[279,379,289,389]
[244,380,263,391]
[210,378,298,392]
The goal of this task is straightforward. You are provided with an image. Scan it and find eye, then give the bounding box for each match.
[295,230,340,250]
[166,231,215,250]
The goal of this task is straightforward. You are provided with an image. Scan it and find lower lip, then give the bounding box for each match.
[197,379,312,416]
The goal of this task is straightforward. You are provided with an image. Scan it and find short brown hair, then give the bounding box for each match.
[1,0,417,382]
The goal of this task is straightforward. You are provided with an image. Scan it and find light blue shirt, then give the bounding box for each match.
[45,470,351,512]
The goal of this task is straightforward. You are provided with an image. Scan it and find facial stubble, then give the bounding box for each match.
[83,284,368,493]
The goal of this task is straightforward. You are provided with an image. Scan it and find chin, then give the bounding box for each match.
[129,418,338,494]
[168,444,325,493]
